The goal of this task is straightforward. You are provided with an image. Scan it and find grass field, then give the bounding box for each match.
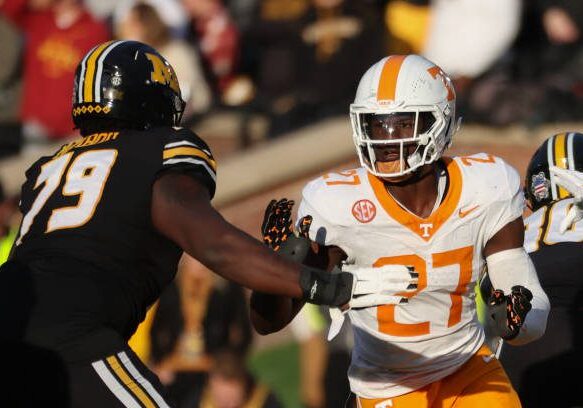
[249,341,301,408]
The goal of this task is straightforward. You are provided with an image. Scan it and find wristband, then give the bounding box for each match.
[299,265,353,306]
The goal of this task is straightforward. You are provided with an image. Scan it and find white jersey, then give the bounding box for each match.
[297,153,524,398]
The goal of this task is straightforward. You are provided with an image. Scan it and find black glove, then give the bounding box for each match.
[299,265,353,307]
[488,285,533,340]
[261,198,294,251]
[261,198,313,262]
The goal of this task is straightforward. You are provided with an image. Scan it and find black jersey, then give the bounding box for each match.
[6,126,216,360]
[500,199,583,406]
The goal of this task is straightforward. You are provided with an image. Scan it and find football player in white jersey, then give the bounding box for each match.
[250,54,550,408]
[498,132,583,408]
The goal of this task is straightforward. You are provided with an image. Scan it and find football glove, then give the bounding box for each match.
[326,264,418,340]
[487,285,533,340]
[549,166,583,233]
[262,198,294,250]
[261,198,313,263]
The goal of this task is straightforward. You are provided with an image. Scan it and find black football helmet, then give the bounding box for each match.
[72,40,185,134]
[525,132,583,210]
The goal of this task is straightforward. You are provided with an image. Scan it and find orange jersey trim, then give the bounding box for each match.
[367,158,462,241]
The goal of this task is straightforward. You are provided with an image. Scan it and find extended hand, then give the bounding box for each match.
[549,166,583,233]
[342,264,418,308]
[487,285,533,340]
[261,198,295,250]
[261,198,313,263]
[326,264,418,340]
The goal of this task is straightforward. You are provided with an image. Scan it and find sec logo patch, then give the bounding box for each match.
[352,199,376,223]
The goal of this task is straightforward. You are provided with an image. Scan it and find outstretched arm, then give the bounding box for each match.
[152,173,306,298]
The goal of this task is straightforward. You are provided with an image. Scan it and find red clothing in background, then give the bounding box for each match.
[193,4,239,93]
[1,0,110,139]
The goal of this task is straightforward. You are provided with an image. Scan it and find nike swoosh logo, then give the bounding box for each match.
[459,205,479,218]
[482,354,496,363]
[374,399,393,408]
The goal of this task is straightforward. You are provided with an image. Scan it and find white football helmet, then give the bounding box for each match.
[350,54,458,179]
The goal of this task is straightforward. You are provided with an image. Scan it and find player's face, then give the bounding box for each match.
[364,113,428,181]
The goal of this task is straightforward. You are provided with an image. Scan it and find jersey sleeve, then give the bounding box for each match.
[296,179,342,246]
[158,127,217,199]
[483,159,525,242]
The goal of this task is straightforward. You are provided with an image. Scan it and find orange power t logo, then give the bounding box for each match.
[427,66,455,101]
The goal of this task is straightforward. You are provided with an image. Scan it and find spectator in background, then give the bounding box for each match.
[0,14,22,158]
[114,1,212,124]
[112,0,190,41]
[422,0,522,83]
[0,181,19,265]
[293,0,385,125]
[184,348,282,408]
[238,0,308,137]
[0,0,109,147]
[383,0,431,55]
[420,0,522,120]
[145,255,253,407]
[382,0,527,125]
[181,0,240,105]
[244,0,384,138]
[223,0,259,32]
[511,0,583,126]
[444,0,583,127]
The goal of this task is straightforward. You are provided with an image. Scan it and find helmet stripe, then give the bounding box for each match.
[78,44,100,103]
[554,132,569,198]
[377,55,406,101]
[94,41,125,103]
[547,134,557,199]
[567,132,575,170]
[82,41,117,103]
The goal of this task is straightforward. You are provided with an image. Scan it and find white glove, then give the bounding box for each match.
[327,264,418,340]
[549,166,583,233]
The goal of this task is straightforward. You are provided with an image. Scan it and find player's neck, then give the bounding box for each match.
[384,164,444,218]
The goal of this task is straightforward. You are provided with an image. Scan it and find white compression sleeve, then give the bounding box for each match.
[485,248,550,345]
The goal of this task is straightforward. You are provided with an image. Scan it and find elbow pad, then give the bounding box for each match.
[485,248,550,345]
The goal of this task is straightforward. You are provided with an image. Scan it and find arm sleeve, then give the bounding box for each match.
[156,127,217,199]
[486,247,551,345]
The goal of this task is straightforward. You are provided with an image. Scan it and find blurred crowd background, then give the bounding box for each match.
[1,0,583,156]
[1,0,582,407]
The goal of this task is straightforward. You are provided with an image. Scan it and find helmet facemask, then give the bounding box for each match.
[350,105,450,180]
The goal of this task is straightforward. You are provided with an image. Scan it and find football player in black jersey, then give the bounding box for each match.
[499,132,583,407]
[0,40,395,407]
